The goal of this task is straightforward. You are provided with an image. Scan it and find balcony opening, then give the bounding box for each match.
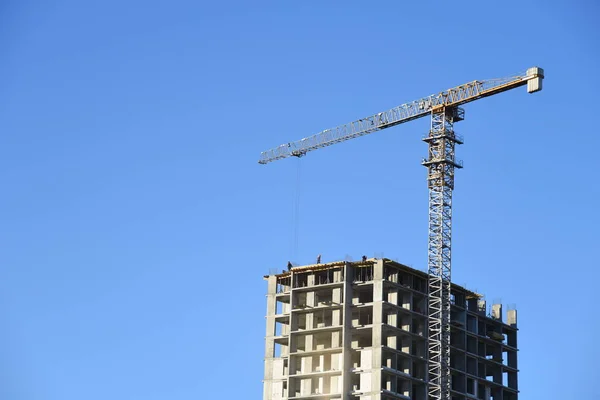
[316,289,333,306]
[277,276,291,293]
[294,272,309,288]
[354,265,373,282]
[384,266,398,282]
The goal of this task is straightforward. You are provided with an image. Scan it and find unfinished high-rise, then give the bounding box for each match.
[263,259,518,400]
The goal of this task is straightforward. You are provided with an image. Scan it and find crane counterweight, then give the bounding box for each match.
[526,66,544,93]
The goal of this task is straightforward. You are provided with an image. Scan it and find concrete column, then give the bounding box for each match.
[286,272,295,398]
[387,311,397,329]
[306,312,314,330]
[477,299,486,316]
[483,386,491,400]
[302,355,312,374]
[508,370,518,390]
[332,287,343,326]
[507,309,517,328]
[388,288,398,305]
[305,334,313,352]
[333,287,342,303]
[371,259,384,398]
[307,291,315,307]
[264,275,278,400]
[332,309,342,327]
[332,330,341,348]
[386,333,397,349]
[341,262,354,397]
[491,303,502,321]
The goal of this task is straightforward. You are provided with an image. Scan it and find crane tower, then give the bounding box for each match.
[259,67,544,400]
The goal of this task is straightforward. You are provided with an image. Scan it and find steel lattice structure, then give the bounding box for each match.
[422,107,463,400]
[258,67,543,400]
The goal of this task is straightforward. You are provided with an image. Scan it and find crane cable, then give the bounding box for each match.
[290,157,302,261]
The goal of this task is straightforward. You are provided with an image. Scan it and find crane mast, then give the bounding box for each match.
[259,67,544,400]
[423,105,463,400]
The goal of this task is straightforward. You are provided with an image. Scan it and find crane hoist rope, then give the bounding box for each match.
[290,157,302,260]
[258,66,544,400]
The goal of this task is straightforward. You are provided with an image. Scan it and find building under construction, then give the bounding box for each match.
[263,259,518,400]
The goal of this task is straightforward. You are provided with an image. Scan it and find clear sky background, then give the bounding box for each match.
[1,1,598,399]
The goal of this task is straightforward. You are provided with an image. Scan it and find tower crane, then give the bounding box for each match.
[258,67,544,400]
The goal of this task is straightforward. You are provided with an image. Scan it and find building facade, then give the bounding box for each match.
[263,259,518,400]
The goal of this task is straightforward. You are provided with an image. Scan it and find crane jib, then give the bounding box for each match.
[258,67,543,165]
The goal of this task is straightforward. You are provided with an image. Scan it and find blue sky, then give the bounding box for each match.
[1,1,598,399]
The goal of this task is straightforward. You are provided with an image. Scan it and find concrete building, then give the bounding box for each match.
[263,258,518,400]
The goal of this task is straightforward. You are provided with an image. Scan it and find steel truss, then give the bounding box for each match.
[257,70,540,165]
[422,107,463,400]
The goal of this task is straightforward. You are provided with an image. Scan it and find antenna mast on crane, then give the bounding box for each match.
[259,67,543,400]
